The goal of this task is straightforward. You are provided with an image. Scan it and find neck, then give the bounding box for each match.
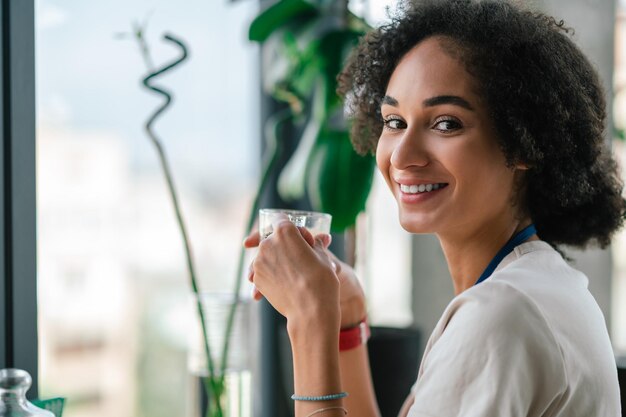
[437,217,536,295]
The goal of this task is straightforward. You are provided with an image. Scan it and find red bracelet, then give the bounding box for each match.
[339,319,370,351]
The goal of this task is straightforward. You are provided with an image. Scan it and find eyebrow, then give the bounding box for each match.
[382,95,399,106]
[382,94,475,111]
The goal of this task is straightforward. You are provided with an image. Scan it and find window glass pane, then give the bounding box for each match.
[357,174,413,327]
[36,1,259,416]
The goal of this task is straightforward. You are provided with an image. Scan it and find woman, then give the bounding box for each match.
[245,0,625,416]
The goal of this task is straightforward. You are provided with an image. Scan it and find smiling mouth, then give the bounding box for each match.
[399,183,448,194]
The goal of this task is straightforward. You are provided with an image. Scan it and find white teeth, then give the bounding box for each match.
[400,183,445,194]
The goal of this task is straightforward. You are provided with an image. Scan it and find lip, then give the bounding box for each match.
[394,177,447,186]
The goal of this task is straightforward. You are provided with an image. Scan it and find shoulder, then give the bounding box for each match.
[424,279,567,384]
[439,241,577,350]
[495,241,588,287]
[411,281,567,416]
[442,279,561,349]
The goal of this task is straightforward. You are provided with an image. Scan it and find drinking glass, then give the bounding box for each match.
[258,209,332,239]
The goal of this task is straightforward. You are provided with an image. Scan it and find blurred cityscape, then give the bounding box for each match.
[37,125,255,416]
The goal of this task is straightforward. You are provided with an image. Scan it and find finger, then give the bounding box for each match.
[270,213,290,231]
[252,286,264,301]
[244,232,261,248]
[313,236,338,273]
[314,234,333,253]
[333,259,341,274]
[325,250,342,274]
[268,218,298,242]
[298,226,315,247]
[314,233,332,249]
[251,285,264,301]
[247,263,255,282]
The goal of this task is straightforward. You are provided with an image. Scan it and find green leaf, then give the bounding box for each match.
[277,78,327,200]
[249,0,319,42]
[261,26,324,112]
[307,130,376,232]
[289,49,323,98]
[316,29,362,108]
[280,29,323,100]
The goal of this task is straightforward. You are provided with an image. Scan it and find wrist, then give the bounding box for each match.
[287,310,341,343]
[340,294,367,329]
[339,318,370,351]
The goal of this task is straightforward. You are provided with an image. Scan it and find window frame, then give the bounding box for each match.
[0,0,38,398]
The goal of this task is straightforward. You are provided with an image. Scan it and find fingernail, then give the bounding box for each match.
[320,233,332,247]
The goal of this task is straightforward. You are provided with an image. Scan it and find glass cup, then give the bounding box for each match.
[258,209,332,239]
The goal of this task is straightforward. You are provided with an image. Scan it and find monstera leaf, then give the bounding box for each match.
[317,29,362,108]
[276,78,327,200]
[307,130,376,231]
[249,0,319,42]
[250,0,375,232]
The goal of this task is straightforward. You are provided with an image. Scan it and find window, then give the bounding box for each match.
[36,1,259,416]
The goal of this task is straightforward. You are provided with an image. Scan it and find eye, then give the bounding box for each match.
[383,116,406,131]
[432,116,462,133]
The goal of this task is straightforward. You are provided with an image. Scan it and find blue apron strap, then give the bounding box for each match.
[474,224,537,286]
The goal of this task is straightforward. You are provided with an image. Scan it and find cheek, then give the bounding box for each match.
[453,139,504,176]
[375,138,390,176]
[459,158,515,204]
[375,138,397,194]
[449,140,513,195]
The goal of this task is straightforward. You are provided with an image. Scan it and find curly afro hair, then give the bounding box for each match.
[338,0,626,248]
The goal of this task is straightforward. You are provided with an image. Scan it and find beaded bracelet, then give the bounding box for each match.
[305,406,348,417]
[291,392,348,401]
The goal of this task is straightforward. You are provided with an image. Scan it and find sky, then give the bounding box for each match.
[35,0,400,192]
[36,0,261,188]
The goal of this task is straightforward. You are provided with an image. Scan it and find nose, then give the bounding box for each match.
[390,129,430,170]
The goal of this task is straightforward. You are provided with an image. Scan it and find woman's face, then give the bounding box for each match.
[377,36,520,237]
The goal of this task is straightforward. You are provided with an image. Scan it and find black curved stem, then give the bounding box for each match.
[139,33,222,416]
[135,29,290,417]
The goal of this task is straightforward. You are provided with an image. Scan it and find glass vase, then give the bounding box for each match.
[188,292,252,417]
[0,369,54,417]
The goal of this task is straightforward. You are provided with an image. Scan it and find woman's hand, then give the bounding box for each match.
[328,253,367,329]
[244,224,367,329]
[245,219,340,327]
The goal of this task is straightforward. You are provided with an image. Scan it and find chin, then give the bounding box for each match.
[398,211,434,234]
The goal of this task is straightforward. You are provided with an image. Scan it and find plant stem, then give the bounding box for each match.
[136,32,223,416]
[133,26,293,417]
[218,107,293,377]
